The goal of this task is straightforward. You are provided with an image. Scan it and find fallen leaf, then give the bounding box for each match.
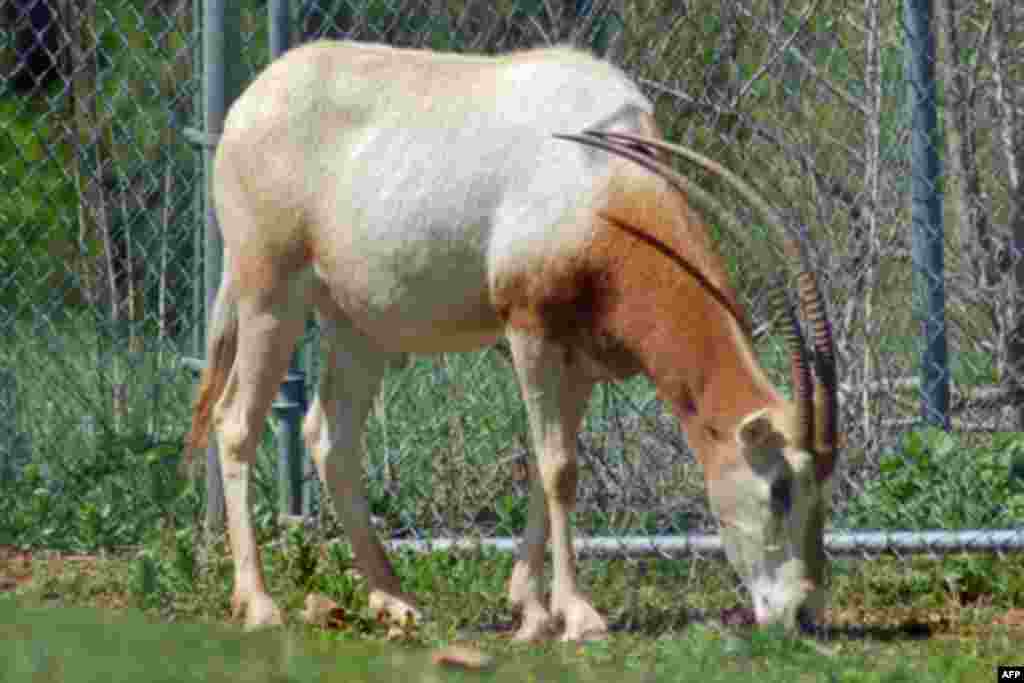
[301,593,346,628]
[431,645,493,670]
[720,606,756,627]
[997,609,1024,627]
[386,625,409,641]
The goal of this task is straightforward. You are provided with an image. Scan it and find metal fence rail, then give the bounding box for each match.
[381,530,1024,558]
[2,0,1023,560]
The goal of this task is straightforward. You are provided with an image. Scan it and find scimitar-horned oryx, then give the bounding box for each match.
[185,39,838,642]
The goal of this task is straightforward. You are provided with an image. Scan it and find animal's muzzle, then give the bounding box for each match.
[796,605,822,635]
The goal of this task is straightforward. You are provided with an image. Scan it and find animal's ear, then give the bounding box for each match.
[737,410,786,452]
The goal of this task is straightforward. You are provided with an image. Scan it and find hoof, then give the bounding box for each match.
[234,591,284,631]
[556,596,608,642]
[512,605,554,642]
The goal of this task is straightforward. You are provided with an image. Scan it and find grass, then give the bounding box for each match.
[3,527,1024,682]
[2,312,1020,683]
[4,318,1023,682]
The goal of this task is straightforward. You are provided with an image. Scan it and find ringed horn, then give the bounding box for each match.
[554,130,838,477]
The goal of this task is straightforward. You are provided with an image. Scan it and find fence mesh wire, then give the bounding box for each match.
[2,0,1024,559]
[1,0,200,545]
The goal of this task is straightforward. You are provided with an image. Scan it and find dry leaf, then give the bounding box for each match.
[386,625,409,641]
[998,609,1024,627]
[431,645,494,670]
[301,593,345,628]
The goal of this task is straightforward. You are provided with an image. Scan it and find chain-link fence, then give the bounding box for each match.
[3,0,1024,558]
[1,0,202,546]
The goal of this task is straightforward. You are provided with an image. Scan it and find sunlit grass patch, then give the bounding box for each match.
[5,530,1023,682]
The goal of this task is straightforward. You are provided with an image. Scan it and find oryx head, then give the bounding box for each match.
[557,129,839,630]
[696,397,833,628]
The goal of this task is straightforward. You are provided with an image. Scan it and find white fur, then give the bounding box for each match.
[217,41,650,355]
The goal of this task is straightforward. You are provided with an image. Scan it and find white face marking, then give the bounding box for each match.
[710,432,828,629]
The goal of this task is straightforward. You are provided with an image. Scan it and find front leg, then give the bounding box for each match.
[508,464,554,641]
[508,331,608,642]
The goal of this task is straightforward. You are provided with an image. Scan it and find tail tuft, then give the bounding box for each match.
[182,282,238,477]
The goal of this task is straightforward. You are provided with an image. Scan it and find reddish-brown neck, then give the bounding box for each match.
[590,230,779,428]
[584,168,783,435]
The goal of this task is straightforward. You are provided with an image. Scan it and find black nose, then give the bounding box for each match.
[796,606,820,636]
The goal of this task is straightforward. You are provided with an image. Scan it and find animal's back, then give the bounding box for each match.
[214,41,653,351]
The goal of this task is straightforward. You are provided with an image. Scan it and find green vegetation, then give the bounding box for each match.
[0,333,678,551]
[0,312,197,552]
[3,529,1023,682]
[845,428,1024,530]
[0,96,80,308]
[5,319,1018,553]
[3,2,1023,680]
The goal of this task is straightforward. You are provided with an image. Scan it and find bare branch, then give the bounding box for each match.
[734,0,821,105]
[733,2,868,116]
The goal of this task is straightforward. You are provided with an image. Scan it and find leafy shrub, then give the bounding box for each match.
[0,428,201,552]
[843,428,1024,529]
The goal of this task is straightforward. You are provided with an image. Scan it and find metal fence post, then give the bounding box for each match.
[268,0,308,520]
[202,0,245,532]
[193,0,204,360]
[904,0,949,429]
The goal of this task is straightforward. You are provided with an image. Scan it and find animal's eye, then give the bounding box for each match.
[770,478,792,515]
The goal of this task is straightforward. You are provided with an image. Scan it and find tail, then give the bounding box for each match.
[182,279,238,476]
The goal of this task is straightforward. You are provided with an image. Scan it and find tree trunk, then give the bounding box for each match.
[990,0,1024,428]
[937,0,992,289]
[69,0,99,310]
[861,0,882,447]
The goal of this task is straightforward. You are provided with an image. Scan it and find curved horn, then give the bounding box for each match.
[558,130,838,470]
[769,282,814,450]
[799,271,838,477]
[594,131,806,264]
[551,132,771,262]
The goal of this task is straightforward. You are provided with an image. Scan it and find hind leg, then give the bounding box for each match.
[303,313,420,626]
[213,282,308,630]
